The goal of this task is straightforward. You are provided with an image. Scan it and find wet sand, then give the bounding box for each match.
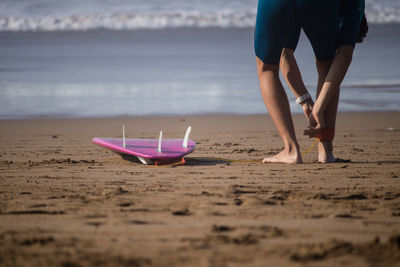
[0,112,399,266]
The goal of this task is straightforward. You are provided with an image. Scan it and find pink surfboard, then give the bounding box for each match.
[92,126,195,165]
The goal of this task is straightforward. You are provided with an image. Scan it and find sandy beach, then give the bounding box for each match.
[1,0,400,266]
[0,111,399,266]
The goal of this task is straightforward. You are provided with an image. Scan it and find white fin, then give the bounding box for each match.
[122,125,126,148]
[137,156,152,165]
[157,131,162,153]
[182,126,191,148]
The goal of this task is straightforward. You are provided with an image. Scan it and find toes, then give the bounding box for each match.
[262,157,271,163]
[262,157,277,163]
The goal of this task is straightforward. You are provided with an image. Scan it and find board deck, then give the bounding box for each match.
[92,137,196,164]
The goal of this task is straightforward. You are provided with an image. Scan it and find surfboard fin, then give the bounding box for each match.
[137,156,152,165]
[122,125,126,148]
[157,131,162,153]
[182,126,191,148]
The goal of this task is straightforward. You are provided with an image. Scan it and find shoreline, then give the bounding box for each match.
[1,110,399,121]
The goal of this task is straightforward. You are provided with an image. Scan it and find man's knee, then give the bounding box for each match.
[337,45,354,65]
[280,48,295,74]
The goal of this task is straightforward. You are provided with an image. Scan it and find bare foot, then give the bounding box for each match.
[263,149,303,164]
[318,142,336,163]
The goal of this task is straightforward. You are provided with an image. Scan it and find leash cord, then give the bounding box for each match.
[148,138,318,167]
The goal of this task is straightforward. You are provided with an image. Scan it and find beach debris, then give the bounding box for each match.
[225,184,256,196]
[115,187,129,195]
[233,198,243,206]
[212,225,235,232]
[171,208,190,216]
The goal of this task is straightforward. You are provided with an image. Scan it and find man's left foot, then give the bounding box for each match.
[318,142,336,163]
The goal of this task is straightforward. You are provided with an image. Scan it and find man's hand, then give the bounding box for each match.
[304,107,325,138]
[301,98,314,120]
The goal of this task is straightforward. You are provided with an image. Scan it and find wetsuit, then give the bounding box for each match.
[254,0,340,65]
[283,0,365,52]
[337,0,365,47]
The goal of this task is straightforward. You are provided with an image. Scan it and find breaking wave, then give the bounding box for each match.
[0,3,399,32]
[0,10,257,32]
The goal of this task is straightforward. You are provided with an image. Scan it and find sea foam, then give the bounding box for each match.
[0,4,399,32]
[0,10,257,31]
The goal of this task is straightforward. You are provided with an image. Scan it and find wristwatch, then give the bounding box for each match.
[296,93,311,105]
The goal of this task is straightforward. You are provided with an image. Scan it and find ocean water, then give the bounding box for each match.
[0,0,399,118]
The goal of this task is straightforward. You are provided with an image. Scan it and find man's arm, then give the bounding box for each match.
[280,48,314,119]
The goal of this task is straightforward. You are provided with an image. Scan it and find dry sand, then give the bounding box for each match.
[0,112,399,267]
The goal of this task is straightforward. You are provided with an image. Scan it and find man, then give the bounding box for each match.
[280,0,366,162]
[254,0,340,163]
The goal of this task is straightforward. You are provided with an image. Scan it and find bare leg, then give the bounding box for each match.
[313,46,354,163]
[256,57,302,164]
[315,59,335,163]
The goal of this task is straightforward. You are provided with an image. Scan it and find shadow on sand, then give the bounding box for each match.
[119,154,233,167]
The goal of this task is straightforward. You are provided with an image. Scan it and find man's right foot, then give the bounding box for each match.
[263,149,303,164]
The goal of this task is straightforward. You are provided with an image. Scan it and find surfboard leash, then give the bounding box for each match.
[301,138,318,157]
[147,139,318,167]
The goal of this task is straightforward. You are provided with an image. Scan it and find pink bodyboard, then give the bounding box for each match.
[92,137,196,161]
